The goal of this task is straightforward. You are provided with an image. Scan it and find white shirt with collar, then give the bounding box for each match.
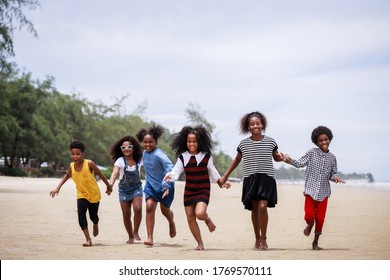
[167,151,221,183]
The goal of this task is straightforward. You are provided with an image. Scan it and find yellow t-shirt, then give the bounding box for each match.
[71,159,101,203]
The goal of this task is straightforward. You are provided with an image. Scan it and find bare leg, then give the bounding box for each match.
[82,228,92,247]
[144,198,157,245]
[185,205,204,250]
[195,202,216,233]
[303,222,314,236]
[251,200,269,249]
[251,201,261,249]
[93,223,99,237]
[258,200,269,249]
[132,196,143,241]
[120,201,134,244]
[160,203,176,238]
[312,233,323,250]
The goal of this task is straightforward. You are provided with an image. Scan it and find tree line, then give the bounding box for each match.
[0,68,241,179]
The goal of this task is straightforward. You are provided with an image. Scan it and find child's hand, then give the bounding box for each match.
[218,176,226,185]
[222,181,232,189]
[283,154,292,163]
[49,188,59,197]
[163,173,172,181]
[162,188,169,199]
[333,176,346,184]
[105,184,113,195]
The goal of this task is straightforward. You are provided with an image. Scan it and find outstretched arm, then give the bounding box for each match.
[107,165,120,195]
[284,151,310,168]
[164,159,183,182]
[220,152,242,185]
[89,160,112,194]
[50,167,71,197]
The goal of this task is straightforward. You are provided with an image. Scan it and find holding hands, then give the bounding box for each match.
[218,176,232,189]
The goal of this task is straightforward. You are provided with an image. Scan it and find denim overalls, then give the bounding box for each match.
[118,157,143,202]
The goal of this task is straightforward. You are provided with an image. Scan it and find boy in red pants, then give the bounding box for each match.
[284,126,345,250]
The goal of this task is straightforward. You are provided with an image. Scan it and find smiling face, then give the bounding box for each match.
[120,140,134,157]
[187,133,199,155]
[70,148,84,164]
[316,133,331,152]
[142,134,157,153]
[248,116,263,137]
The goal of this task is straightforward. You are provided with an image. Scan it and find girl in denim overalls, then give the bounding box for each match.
[108,135,143,244]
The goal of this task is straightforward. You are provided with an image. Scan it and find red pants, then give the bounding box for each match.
[304,195,328,235]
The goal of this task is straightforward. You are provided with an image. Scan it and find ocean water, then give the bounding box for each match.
[360,181,390,190]
[277,179,390,190]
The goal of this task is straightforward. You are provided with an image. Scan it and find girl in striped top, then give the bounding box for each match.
[220,112,284,250]
[164,125,230,250]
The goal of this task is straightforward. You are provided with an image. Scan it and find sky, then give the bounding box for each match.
[12,0,390,181]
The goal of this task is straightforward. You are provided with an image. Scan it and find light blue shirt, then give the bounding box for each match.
[142,147,174,194]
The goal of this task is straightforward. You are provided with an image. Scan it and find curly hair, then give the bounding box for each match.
[239,111,268,134]
[109,135,143,163]
[135,123,165,143]
[311,126,333,144]
[69,140,85,152]
[170,125,213,157]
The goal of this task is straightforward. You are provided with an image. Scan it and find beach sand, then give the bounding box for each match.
[0,175,389,260]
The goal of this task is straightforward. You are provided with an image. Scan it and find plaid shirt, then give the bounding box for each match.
[290,147,339,201]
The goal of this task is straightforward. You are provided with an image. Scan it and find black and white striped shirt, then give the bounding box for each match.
[290,147,339,201]
[237,136,278,179]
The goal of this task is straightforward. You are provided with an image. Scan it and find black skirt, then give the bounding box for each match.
[242,173,277,210]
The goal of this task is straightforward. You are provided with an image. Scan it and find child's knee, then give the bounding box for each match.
[195,211,207,220]
[133,204,142,213]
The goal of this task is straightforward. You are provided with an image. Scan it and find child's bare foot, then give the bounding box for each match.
[144,239,154,246]
[195,243,204,250]
[312,242,323,250]
[83,240,92,247]
[169,221,176,238]
[260,238,268,250]
[303,223,314,236]
[126,238,135,244]
[205,217,216,232]
[93,224,99,237]
[133,232,141,241]
[254,239,261,249]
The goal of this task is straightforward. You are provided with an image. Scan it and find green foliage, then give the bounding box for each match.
[0,167,27,177]
[99,168,113,180]
[338,171,375,183]
[274,166,375,182]
[0,0,39,74]
[0,67,162,176]
[39,167,55,177]
[275,166,306,180]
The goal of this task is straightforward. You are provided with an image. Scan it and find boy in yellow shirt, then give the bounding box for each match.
[50,140,112,247]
